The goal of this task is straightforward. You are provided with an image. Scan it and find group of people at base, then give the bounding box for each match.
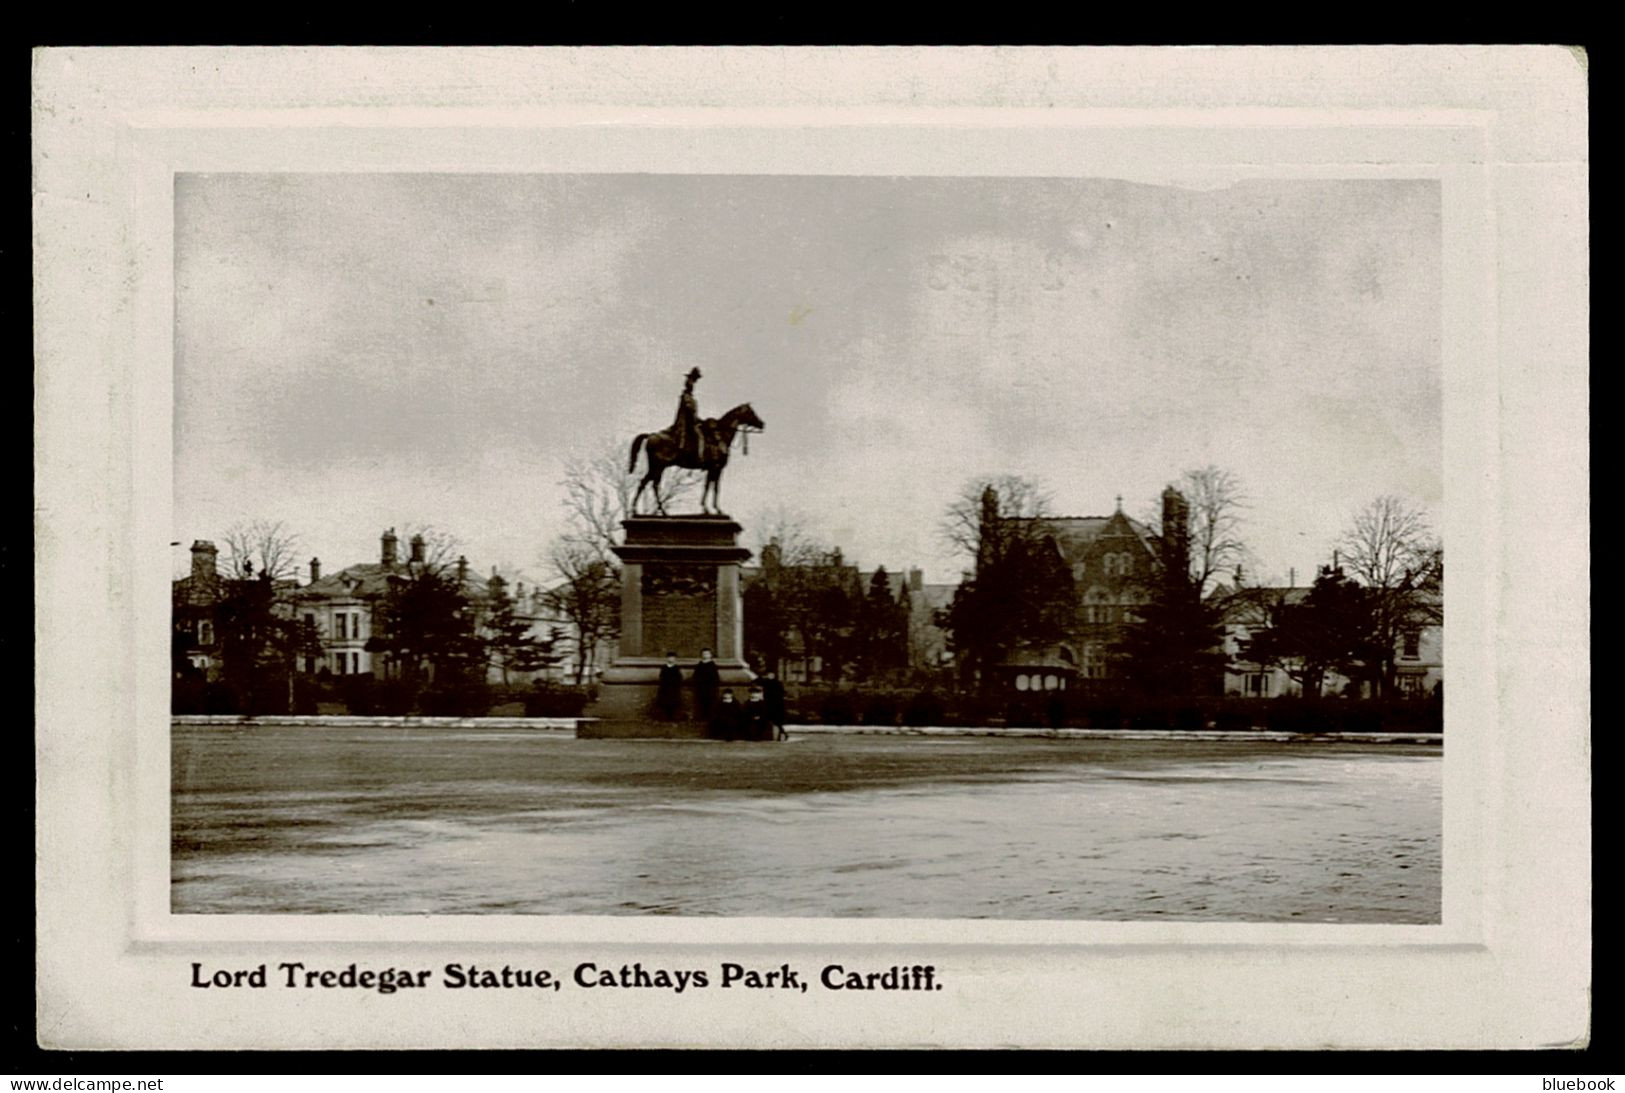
[655,648,787,742]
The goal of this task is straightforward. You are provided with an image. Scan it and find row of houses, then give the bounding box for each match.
[1212,577,1443,700]
[972,485,1442,700]
[173,530,565,686]
[176,497,1443,700]
[739,484,1440,699]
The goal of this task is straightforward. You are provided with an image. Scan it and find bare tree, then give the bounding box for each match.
[1337,495,1442,697]
[361,524,480,700]
[530,440,692,688]
[749,505,824,566]
[222,519,303,581]
[562,441,698,563]
[1137,467,1251,593]
[937,476,1073,691]
[211,519,318,713]
[1179,465,1250,595]
[938,474,1054,565]
[541,536,620,685]
[1339,496,1435,592]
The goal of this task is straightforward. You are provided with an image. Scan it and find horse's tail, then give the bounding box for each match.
[628,433,648,474]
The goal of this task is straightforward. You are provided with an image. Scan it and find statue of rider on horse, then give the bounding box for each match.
[629,368,764,516]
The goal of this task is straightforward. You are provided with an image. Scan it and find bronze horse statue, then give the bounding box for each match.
[629,403,764,516]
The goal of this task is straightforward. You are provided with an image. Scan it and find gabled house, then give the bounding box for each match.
[979,487,1187,694]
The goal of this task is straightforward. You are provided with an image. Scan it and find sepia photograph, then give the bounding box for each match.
[34,47,1587,1051]
[169,171,1444,922]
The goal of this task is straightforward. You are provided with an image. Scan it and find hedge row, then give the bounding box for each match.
[174,677,1439,733]
[172,674,592,719]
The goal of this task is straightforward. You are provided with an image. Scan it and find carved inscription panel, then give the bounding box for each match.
[640,563,717,658]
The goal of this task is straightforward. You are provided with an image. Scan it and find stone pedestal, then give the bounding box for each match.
[579,515,754,739]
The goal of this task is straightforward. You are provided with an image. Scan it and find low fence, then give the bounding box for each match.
[172,689,1443,735]
[172,714,582,730]
[780,687,1445,734]
[169,714,1438,745]
[170,676,594,720]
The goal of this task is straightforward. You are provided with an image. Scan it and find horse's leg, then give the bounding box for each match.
[652,463,668,515]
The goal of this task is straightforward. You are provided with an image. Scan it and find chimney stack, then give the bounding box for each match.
[1161,486,1190,578]
[381,528,398,566]
[456,555,468,584]
[909,567,923,592]
[977,485,1000,572]
[190,540,219,581]
[410,534,426,565]
[309,557,322,583]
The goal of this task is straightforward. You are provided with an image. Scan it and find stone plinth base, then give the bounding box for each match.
[583,514,757,740]
[577,719,711,740]
[581,658,756,739]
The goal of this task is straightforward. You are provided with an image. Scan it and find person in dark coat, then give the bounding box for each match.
[708,688,742,741]
[743,685,771,741]
[759,668,788,740]
[691,648,721,721]
[655,652,683,720]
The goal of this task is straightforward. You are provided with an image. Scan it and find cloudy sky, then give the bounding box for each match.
[174,173,1440,586]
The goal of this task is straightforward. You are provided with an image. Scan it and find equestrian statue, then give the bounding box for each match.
[629,367,764,516]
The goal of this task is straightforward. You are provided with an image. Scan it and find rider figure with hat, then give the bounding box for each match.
[672,367,706,465]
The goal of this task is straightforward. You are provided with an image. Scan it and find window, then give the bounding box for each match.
[1081,643,1107,679]
[335,613,347,641]
[1015,674,1031,692]
[1084,587,1111,624]
[197,620,214,646]
[352,613,363,640]
[1401,630,1421,659]
[304,612,315,632]
[352,652,361,675]
[335,653,347,676]
[1246,673,1269,697]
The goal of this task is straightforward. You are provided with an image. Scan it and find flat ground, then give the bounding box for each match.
[172,724,1440,921]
